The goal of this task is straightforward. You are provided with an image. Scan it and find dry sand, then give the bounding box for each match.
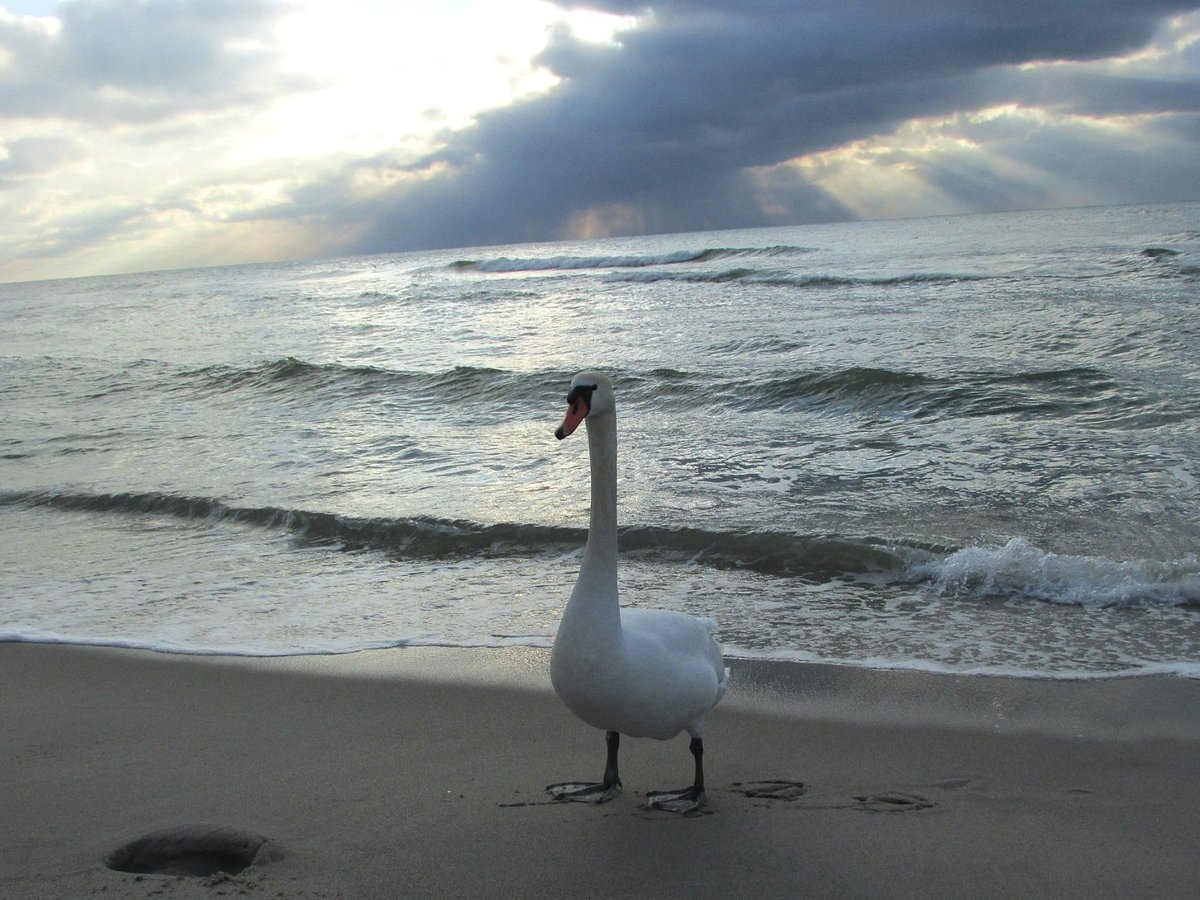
[3,643,1199,899]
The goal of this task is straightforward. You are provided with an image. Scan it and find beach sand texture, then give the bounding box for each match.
[4,643,1199,899]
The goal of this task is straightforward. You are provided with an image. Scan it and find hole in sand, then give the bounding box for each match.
[104,825,284,877]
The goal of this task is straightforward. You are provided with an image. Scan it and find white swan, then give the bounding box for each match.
[547,371,730,814]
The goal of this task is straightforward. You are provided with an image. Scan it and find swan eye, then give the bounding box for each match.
[566,383,598,410]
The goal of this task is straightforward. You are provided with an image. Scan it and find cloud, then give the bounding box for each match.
[0,134,86,188]
[0,0,320,280]
[272,0,1200,254]
[2,1,1198,281]
[0,0,311,123]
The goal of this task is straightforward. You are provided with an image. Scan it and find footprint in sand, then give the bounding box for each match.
[731,780,809,801]
[732,780,936,812]
[853,791,936,812]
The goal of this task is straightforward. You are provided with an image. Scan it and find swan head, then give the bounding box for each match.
[555,371,614,440]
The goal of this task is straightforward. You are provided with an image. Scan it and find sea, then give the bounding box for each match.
[2,202,1199,679]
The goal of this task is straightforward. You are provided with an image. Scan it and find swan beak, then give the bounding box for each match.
[556,399,588,440]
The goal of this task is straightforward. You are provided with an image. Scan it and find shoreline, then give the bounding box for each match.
[7,632,1200,685]
[5,642,1200,898]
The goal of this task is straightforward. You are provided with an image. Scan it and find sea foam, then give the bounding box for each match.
[911,537,1200,608]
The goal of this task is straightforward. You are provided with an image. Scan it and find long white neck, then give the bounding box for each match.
[561,407,621,642]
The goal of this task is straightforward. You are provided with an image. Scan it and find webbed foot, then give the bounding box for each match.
[546,781,622,804]
[644,786,712,815]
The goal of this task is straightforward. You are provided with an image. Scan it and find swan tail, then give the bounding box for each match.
[715,665,731,704]
[700,616,730,705]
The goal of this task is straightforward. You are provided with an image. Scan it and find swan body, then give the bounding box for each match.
[552,606,727,740]
[548,371,729,812]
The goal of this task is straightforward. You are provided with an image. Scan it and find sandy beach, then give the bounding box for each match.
[3,643,1199,899]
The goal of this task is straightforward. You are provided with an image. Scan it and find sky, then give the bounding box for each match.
[1,0,1199,282]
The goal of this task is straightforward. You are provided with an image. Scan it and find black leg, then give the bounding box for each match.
[604,730,622,789]
[546,730,623,804]
[690,736,704,793]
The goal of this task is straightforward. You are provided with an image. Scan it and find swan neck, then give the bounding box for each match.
[552,407,621,663]
[584,412,618,560]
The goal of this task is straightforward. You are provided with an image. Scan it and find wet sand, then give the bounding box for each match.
[3,643,1199,899]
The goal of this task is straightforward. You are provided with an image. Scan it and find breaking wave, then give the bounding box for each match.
[909,538,1200,609]
[4,491,1197,608]
[602,270,989,287]
[449,245,809,273]
[0,488,917,579]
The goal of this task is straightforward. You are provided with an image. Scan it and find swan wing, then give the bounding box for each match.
[614,608,728,739]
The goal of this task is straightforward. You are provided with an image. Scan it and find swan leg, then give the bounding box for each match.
[645,737,711,815]
[547,730,623,804]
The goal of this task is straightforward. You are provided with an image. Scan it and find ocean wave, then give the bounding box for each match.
[105,356,1192,429]
[18,355,1189,431]
[1120,245,1200,281]
[4,491,1196,610]
[719,365,1175,425]
[0,488,922,578]
[449,245,809,273]
[731,367,934,408]
[707,336,809,355]
[601,269,989,287]
[174,359,559,409]
[180,357,405,394]
[184,358,1124,415]
[907,537,1200,609]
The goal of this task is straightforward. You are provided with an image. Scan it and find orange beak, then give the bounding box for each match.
[555,398,588,440]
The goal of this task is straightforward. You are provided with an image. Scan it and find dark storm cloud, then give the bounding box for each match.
[326,0,1199,252]
[0,0,310,123]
